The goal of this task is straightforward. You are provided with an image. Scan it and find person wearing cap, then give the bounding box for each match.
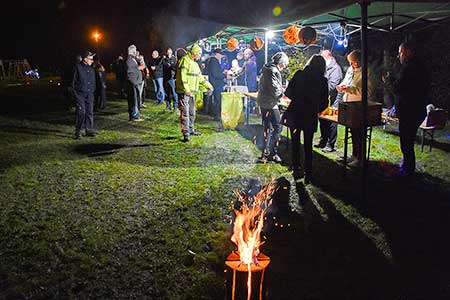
[207,48,226,123]
[176,43,213,142]
[69,51,97,139]
[126,45,144,122]
[256,52,289,163]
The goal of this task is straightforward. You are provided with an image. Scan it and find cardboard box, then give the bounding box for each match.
[338,101,382,127]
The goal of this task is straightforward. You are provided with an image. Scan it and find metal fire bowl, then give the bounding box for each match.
[225,252,271,272]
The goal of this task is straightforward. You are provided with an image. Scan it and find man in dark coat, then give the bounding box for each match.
[162,48,179,110]
[284,55,328,182]
[126,45,144,122]
[316,50,343,152]
[69,51,97,139]
[149,50,165,104]
[207,48,226,122]
[393,41,429,176]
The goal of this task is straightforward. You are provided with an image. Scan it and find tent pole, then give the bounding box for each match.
[360,1,369,207]
[264,31,268,64]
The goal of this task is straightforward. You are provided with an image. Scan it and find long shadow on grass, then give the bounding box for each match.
[72,143,158,157]
[223,176,398,300]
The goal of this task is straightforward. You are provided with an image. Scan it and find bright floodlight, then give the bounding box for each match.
[266,30,275,39]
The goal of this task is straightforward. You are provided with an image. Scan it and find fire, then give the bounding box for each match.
[230,181,274,300]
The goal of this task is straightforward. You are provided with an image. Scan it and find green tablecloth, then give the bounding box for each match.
[221,92,244,129]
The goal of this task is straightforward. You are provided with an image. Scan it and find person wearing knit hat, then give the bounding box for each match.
[256,51,289,163]
[176,43,213,142]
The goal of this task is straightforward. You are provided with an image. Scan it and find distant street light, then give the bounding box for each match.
[91,30,102,54]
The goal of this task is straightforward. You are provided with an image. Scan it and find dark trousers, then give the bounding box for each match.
[179,94,196,137]
[350,126,363,160]
[290,128,314,175]
[127,83,141,120]
[164,79,178,109]
[75,93,94,134]
[95,88,106,110]
[399,118,422,172]
[261,108,282,157]
[211,86,222,121]
[319,119,338,148]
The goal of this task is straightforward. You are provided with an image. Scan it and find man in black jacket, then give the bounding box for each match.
[393,41,429,176]
[162,48,178,110]
[149,50,165,104]
[207,48,226,122]
[69,51,96,139]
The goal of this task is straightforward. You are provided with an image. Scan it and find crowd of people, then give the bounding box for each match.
[66,40,429,181]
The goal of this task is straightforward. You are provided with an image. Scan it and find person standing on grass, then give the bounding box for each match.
[393,41,429,177]
[93,59,107,111]
[69,51,97,139]
[149,50,165,104]
[315,50,343,153]
[126,45,144,122]
[283,55,329,183]
[207,48,226,123]
[162,47,178,111]
[256,52,289,163]
[176,43,213,142]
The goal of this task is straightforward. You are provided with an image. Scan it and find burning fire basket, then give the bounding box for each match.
[225,251,270,300]
[226,181,275,300]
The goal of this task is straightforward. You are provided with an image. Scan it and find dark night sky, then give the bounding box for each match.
[1,0,171,70]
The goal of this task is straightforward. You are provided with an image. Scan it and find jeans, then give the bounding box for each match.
[164,79,178,109]
[153,77,165,103]
[290,128,314,175]
[127,83,141,120]
[179,94,196,137]
[261,108,282,157]
[75,92,94,134]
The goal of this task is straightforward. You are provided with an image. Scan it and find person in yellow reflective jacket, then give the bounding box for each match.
[176,43,213,142]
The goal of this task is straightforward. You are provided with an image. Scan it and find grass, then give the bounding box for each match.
[0,80,449,299]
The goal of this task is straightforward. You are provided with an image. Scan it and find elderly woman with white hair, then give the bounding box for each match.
[256,52,289,163]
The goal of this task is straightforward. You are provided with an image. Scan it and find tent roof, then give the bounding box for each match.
[156,1,450,47]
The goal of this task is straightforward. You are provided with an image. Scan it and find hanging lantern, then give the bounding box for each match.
[249,36,264,51]
[226,37,239,51]
[298,26,318,45]
[283,25,300,45]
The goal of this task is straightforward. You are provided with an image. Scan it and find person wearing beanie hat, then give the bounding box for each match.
[176,43,213,142]
[69,50,97,139]
[256,51,289,163]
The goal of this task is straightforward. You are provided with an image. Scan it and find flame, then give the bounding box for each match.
[231,181,274,300]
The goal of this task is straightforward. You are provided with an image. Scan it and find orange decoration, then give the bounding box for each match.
[249,36,264,51]
[226,37,239,51]
[298,26,318,45]
[283,25,300,45]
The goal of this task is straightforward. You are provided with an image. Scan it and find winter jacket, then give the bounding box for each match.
[393,58,429,122]
[162,55,177,81]
[207,56,225,89]
[340,67,375,102]
[256,63,284,110]
[325,59,343,104]
[244,55,258,92]
[126,56,143,86]
[69,62,96,97]
[149,56,164,79]
[176,53,212,95]
[283,67,329,131]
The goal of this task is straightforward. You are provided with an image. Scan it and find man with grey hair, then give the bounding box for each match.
[126,45,144,121]
[256,52,289,163]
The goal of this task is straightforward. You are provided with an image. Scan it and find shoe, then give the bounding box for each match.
[321,146,336,153]
[131,118,144,122]
[74,132,82,140]
[182,135,190,142]
[313,141,326,149]
[190,131,201,136]
[270,154,282,163]
[85,130,98,137]
[141,103,147,108]
[348,159,361,167]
